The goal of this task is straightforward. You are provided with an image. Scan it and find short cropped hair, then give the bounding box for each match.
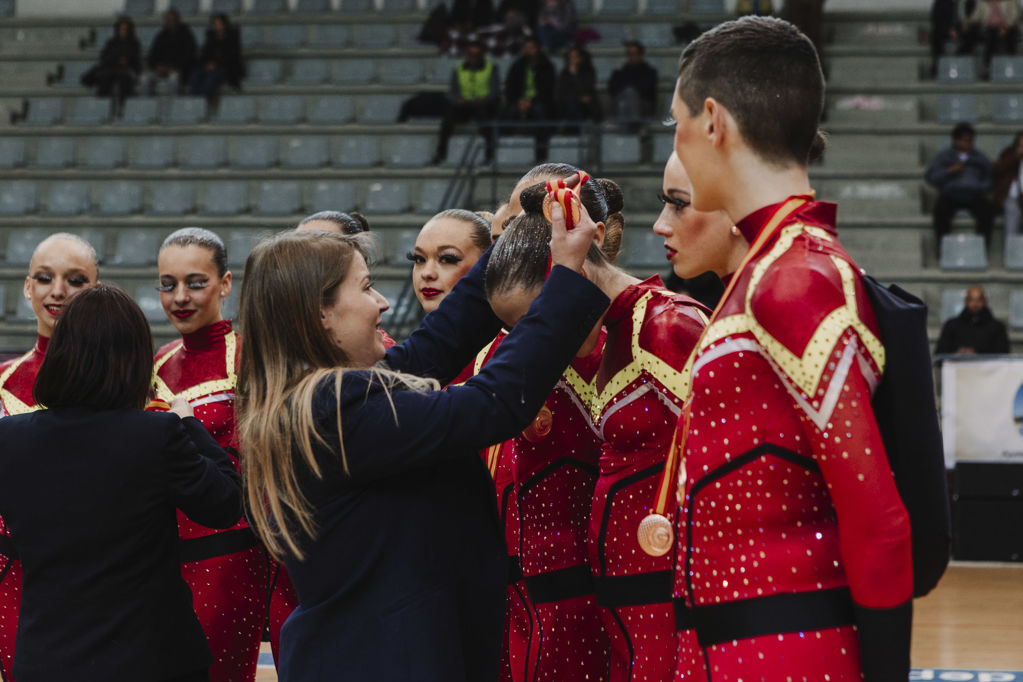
[952,122,975,140]
[676,16,824,167]
[161,227,228,276]
[34,285,153,411]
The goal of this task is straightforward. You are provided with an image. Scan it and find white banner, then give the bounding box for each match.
[941,357,1023,466]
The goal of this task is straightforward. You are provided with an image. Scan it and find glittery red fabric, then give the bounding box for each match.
[672,199,913,681]
[588,279,707,682]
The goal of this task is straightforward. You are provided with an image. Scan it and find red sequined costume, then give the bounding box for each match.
[672,197,913,681]
[0,336,48,682]
[153,320,287,682]
[512,330,610,682]
[588,277,708,682]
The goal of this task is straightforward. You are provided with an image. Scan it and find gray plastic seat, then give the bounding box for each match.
[210,0,242,13]
[937,56,977,84]
[97,181,142,216]
[356,95,404,124]
[67,98,112,126]
[441,135,472,168]
[388,229,419,266]
[297,0,332,11]
[593,22,626,45]
[940,234,988,270]
[991,56,1023,83]
[309,24,350,48]
[332,136,380,167]
[258,95,305,124]
[0,0,14,16]
[427,56,457,85]
[124,0,156,15]
[623,230,668,268]
[603,134,642,165]
[687,0,724,11]
[288,59,329,85]
[549,135,588,167]
[44,181,91,216]
[113,229,163,266]
[0,181,37,216]
[331,58,374,85]
[1010,291,1023,330]
[227,231,264,267]
[264,25,305,48]
[35,138,76,169]
[497,140,533,168]
[309,181,357,213]
[940,288,966,322]
[0,138,26,168]
[169,0,200,14]
[364,180,411,214]
[201,181,249,215]
[134,284,166,324]
[119,98,159,125]
[59,61,93,88]
[255,181,302,216]
[0,283,7,320]
[308,95,354,124]
[384,136,433,167]
[163,98,206,125]
[634,23,672,47]
[381,0,414,11]
[213,96,256,125]
[353,25,396,49]
[281,137,329,169]
[645,0,679,13]
[129,137,175,169]
[248,60,284,86]
[23,98,63,127]
[1007,234,1023,270]
[342,0,371,10]
[150,181,197,216]
[936,94,978,124]
[4,229,51,265]
[82,137,126,169]
[416,179,450,215]
[377,58,422,85]
[993,94,1023,124]
[179,136,228,169]
[252,0,288,11]
[230,137,277,169]
[652,133,674,163]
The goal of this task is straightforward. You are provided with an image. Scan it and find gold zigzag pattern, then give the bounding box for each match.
[0,350,43,416]
[152,332,239,403]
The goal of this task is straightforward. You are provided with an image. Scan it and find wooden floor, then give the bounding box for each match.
[255,563,1023,680]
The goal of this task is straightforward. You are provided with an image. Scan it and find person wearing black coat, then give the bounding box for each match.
[936,285,1011,354]
[0,285,242,682]
[556,45,601,125]
[142,8,197,94]
[189,13,244,99]
[608,40,658,125]
[82,17,142,100]
[504,37,556,161]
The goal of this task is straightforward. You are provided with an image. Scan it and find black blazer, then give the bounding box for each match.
[277,259,609,682]
[0,410,242,682]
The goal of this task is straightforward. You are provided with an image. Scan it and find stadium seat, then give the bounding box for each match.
[353,25,396,49]
[14,296,35,322]
[163,97,207,125]
[645,0,679,13]
[150,181,197,216]
[1006,235,1023,271]
[134,284,166,323]
[251,0,288,13]
[356,95,404,124]
[67,98,112,126]
[129,136,175,169]
[364,180,411,214]
[383,136,433,167]
[1010,291,1023,330]
[341,0,371,10]
[940,288,966,322]
[936,94,978,124]
[4,229,51,265]
[993,94,1023,124]
[0,283,7,320]
[0,138,26,168]
[652,133,674,163]
[687,0,724,11]
[377,58,422,85]
[332,136,380,167]
[43,181,91,216]
[381,0,415,10]
[227,231,264,267]
[35,138,76,169]
[287,58,329,85]
[258,95,306,124]
[262,25,305,49]
[597,0,635,13]
[416,179,450,215]
[308,95,354,124]
[0,181,37,216]
[201,181,249,215]
[634,23,672,47]
[427,56,457,85]
[222,282,241,320]
[179,136,228,169]
[137,26,159,47]
[593,22,626,45]
[255,181,302,216]
[169,0,200,14]
[0,0,14,16]
[991,56,1023,83]
[388,228,419,266]
[210,0,242,14]
[82,137,126,169]
[591,56,617,83]
[602,134,642,165]
[940,234,987,270]
[213,96,256,125]
[442,135,473,168]
[124,0,156,15]
[331,58,375,85]
[97,181,143,216]
[937,56,977,84]
[622,230,667,268]
[230,137,278,169]
[309,181,357,213]
[574,0,591,12]
[248,59,284,85]
[58,61,93,88]
[281,137,329,169]
[296,0,332,11]
[309,25,350,48]
[119,98,159,125]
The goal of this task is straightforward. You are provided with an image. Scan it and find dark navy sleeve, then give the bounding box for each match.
[336,266,609,483]
[384,245,502,384]
[166,415,243,529]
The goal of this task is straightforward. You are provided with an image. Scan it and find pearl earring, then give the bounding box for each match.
[730,225,740,236]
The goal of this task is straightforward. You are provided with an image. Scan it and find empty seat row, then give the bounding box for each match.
[935,93,1023,124]
[937,55,1023,85]
[122,0,415,18]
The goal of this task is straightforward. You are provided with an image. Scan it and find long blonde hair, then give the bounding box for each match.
[237,230,432,560]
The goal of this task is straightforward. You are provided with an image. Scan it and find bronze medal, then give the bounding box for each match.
[637,513,674,557]
[542,192,581,228]
[522,405,553,442]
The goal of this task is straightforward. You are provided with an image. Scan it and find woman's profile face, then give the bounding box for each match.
[408,217,484,315]
[320,251,390,368]
[157,244,231,335]
[23,237,98,338]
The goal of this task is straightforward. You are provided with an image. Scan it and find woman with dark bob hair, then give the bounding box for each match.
[0,285,242,682]
[236,202,608,681]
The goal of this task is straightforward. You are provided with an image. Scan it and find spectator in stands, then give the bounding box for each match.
[608,41,658,129]
[505,36,556,161]
[936,285,1010,354]
[925,122,994,248]
[556,45,601,125]
[992,131,1023,246]
[782,0,826,63]
[497,0,541,31]
[433,40,501,165]
[959,0,1020,74]
[189,13,244,100]
[931,0,963,77]
[296,211,369,235]
[81,17,142,104]
[140,9,197,95]
[536,0,577,52]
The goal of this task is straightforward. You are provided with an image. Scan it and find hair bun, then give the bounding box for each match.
[350,212,370,232]
[594,177,624,215]
[808,129,827,163]
[519,183,548,215]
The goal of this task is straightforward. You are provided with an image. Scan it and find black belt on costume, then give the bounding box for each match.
[593,570,673,609]
[674,587,856,647]
[0,535,17,561]
[180,527,260,564]
[523,564,594,604]
[507,555,523,585]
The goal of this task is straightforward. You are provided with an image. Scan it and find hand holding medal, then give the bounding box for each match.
[546,170,596,275]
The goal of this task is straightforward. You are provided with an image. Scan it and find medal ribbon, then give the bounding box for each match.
[544,171,591,277]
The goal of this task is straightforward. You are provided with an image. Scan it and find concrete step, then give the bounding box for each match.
[826,94,919,126]
[818,133,920,171]
[827,55,920,87]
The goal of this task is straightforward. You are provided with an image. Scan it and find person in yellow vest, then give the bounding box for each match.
[433,40,501,165]
[504,36,556,163]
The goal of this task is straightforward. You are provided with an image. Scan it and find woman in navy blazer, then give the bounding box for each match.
[236,196,609,682]
[0,285,242,682]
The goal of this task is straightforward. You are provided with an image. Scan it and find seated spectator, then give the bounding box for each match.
[936,285,1010,354]
[189,13,244,100]
[931,0,963,77]
[140,9,196,95]
[608,40,658,128]
[925,122,994,248]
[992,131,1023,246]
[450,0,494,32]
[497,0,541,30]
[504,36,555,161]
[81,17,142,103]
[433,41,501,165]
[735,0,775,14]
[959,0,1020,73]
[537,0,577,52]
[555,45,600,124]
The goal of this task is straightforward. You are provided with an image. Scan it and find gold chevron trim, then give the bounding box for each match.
[0,350,43,416]
[152,332,239,403]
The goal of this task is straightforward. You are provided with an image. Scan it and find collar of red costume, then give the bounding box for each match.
[733,193,835,245]
[604,275,664,328]
[34,333,49,356]
[181,318,233,352]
